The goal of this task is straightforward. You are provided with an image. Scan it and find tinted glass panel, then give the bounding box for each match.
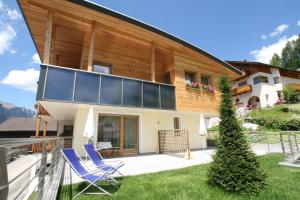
[36,65,46,100]
[123,79,142,107]
[74,72,100,103]
[100,76,122,105]
[44,67,75,101]
[143,82,159,108]
[160,85,175,109]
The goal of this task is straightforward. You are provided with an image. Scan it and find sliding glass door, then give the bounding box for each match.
[98,114,139,156]
[123,116,138,154]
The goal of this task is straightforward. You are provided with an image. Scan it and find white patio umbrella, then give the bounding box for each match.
[83,106,95,141]
[199,114,207,149]
[83,107,95,160]
[199,113,207,135]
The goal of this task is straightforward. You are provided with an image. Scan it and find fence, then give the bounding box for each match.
[158,129,191,159]
[0,137,71,200]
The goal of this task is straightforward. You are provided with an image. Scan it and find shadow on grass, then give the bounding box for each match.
[57,179,123,199]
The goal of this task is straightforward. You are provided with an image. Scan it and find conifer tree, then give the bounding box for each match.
[208,76,266,194]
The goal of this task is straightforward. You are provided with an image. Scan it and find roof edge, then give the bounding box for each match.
[69,0,242,75]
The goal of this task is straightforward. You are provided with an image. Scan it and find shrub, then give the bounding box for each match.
[208,76,266,194]
[283,85,300,103]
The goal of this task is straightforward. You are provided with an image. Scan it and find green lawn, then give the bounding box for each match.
[57,154,300,200]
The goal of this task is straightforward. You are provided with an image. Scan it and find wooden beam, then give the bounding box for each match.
[80,31,88,70]
[50,24,56,64]
[35,117,41,137]
[87,22,96,71]
[43,12,53,65]
[43,121,48,137]
[150,42,155,82]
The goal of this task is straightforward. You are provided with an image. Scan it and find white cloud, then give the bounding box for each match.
[0,21,16,55]
[6,9,21,20]
[31,53,41,64]
[10,49,16,54]
[260,24,289,40]
[1,68,40,92]
[261,34,267,40]
[298,20,300,26]
[269,24,289,38]
[250,35,298,63]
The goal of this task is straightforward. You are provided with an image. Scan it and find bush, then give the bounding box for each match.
[249,105,300,131]
[283,85,300,103]
[208,76,266,194]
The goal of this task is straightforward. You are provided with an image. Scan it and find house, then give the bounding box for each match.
[18,0,241,156]
[0,117,57,138]
[227,61,300,111]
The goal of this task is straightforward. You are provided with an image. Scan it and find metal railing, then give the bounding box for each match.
[0,137,71,200]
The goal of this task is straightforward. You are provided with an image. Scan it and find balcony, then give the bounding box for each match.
[232,84,252,96]
[37,65,176,110]
[289,83,300,91]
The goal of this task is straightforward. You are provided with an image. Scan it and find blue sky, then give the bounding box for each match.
[0,0,299,109]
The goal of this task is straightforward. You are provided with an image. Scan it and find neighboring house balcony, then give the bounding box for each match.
[289,83,300,91]
[36,64,176,110]
[232,84,252,96]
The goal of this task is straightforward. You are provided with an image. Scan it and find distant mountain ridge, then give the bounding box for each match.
[0,101,36,123]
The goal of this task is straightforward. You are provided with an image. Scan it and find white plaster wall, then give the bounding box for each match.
[72,106,208,156]
[282,76,300,86]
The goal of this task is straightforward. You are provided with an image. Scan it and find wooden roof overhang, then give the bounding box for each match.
[17,0,242,78]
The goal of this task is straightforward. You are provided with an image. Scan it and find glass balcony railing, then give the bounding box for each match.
[37,65,176,110]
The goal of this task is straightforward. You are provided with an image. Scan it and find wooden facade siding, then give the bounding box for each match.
[19,0,241,115]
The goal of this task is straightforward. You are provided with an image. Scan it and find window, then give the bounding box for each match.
[235,98,240,104]
[253,76,269,84]
[173,117,181,129]
[201,75,212,90]
[185,71,196,85]
[273,77,280,84]
[93,61,111,74]
[238,81,247,87]
[62,125,73,136]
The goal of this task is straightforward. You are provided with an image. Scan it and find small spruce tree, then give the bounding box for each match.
[208,76,266,194]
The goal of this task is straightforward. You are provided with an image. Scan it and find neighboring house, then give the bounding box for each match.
[18,0,241,156]
[0,117,57,138]
[227,61,300,111]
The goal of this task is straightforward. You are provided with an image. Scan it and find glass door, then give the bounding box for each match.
[123,116,138,154]
[98,115,121,149]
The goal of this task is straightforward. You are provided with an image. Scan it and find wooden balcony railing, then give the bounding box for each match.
[289,83,300,91]
[232,84,252,96]
[37,65,176,110]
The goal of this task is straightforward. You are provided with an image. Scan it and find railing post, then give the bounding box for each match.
[37,141,47,200]
[0,147,8,200]
[293,133,299,152]
[280,132,285,154]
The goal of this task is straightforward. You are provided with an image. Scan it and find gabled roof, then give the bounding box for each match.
[18,0,241,75]
[227,60,300,80]
[0,118,57,132]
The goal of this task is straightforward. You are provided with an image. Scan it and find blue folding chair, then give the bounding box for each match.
[61,148,118,199]
[83,144,124,176]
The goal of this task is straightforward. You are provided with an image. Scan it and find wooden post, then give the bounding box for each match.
[150,42,155,82]
[87,22,96,71]
[43,12,53,65]
[184,130,191,160]
[43,121,48,137]
[50,24,56,65]
[0,148,8,200]
[80,32,88,70]
[35,117,41,137]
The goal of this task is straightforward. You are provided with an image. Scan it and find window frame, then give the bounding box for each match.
[93,61,112,74]
[253,76,269,85]
[184,71,196,85]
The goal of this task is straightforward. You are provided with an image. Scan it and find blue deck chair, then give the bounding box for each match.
[83,144,124,176]
[61,148,118,199]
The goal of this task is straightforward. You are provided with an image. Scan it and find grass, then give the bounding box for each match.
[249,104,300,122]
[57,154,300,200]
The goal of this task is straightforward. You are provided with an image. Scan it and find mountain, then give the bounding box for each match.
[0,101,36,123]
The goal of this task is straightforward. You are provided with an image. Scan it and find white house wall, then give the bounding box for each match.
[71,106,208,156]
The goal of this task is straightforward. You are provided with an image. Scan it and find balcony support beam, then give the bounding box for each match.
[150,42,156,82]
[87,22,96,72]
[43,12,53,65]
